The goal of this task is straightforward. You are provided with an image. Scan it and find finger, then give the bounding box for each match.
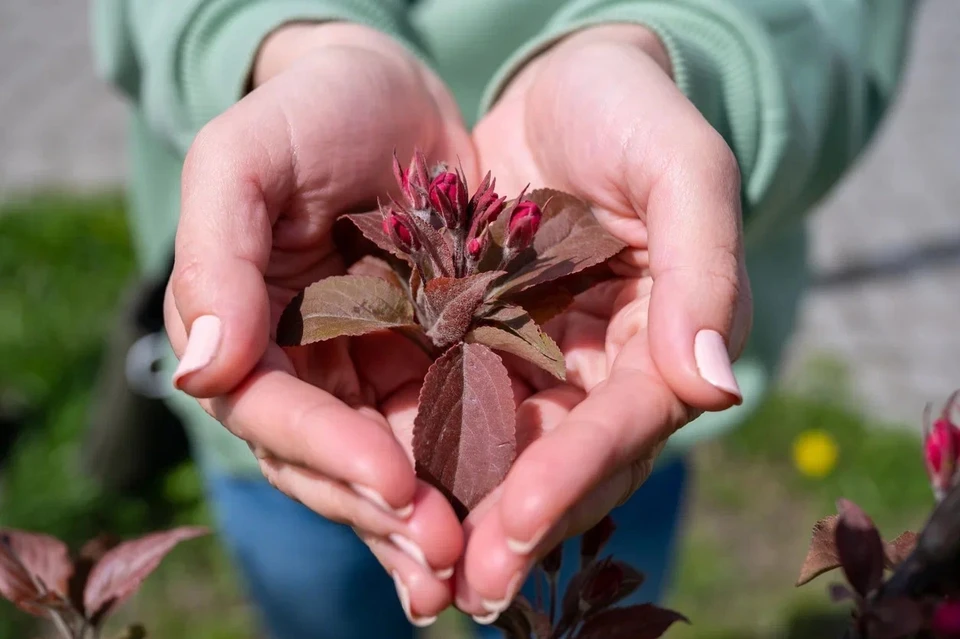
[259,462,462,576]
[642,124,751,410]
[168,95,299,398]
[457,455,658,620]
[210,346,417,515]
[527,41,750,411]
[361,533,453,627]
[491,335,688,571]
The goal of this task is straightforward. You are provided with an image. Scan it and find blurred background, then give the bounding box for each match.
[0,0,958,637]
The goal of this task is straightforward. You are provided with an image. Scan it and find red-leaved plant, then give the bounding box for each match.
[796,391,960,638]
[277,149,626,515]
[278,150,689,636]
[492,515,689,638]
[0,526,207,638]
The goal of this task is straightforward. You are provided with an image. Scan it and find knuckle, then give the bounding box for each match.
[699,129,741,190]
[170,256,206,306]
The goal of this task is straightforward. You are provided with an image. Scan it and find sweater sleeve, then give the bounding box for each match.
[91,0,427,155]
[478,0,917,244]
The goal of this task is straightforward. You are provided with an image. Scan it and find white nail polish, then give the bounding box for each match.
[392,571,437,628]
[350,483,414,519]
[472,610,501,625]
[481,570,525,614]
[389,534,429,569]
[435,566,454,580]
[505,523,550,555]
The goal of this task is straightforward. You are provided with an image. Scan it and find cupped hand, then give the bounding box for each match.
[164,23,475,626]
[456,25,753,621]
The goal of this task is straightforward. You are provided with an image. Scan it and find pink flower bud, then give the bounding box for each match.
[924,392,960,499]
[932,598,960,638]
[382,212,419,254]
[466,236,485,260]
[393,150,431,210]
[505,200,542,251]
[429,171,468,228]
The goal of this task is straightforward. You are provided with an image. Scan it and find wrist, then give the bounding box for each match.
[252,22,422,88]
[499,24,672,104]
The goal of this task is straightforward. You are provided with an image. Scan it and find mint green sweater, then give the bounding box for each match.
[91,0,916,477]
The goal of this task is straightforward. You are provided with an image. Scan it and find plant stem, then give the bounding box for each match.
[548,574,557,625]
[48,610,76,639]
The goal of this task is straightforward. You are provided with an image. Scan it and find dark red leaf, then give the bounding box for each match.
[420,272,504,348]
[343,211,411,262]
[861,597,926,639]
[554,570,586,638]
[796,514,841,586]
[495,596,552,639]
[69,534,121,615]
[827,583,854,603]
[466,305,565,379]
[883,531,919,569]
[580,559,645,614]
[581,516,617,568]
[412,343,516,514]
[835,499,885,597]
[84,526,207,623]
[0,530,73,616]
[276,275,417,346]
[574,603,689,639]
[505,263,619,325]
[346,255,405,287]
[493,189,625,297]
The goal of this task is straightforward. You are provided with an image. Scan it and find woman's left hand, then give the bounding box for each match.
[454,24,753,622]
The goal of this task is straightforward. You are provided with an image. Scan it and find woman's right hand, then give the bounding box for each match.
[164,22,473,627]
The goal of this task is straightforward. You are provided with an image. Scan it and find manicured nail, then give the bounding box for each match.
[389,534,428,569]
[392,571,437,628]
[472,610,501,625]
[172,315,222,388]
[481,570,525,614]
[435,566,454,580]
[506,523,549,556]
[350,483,414,519]
[693,329,742,400]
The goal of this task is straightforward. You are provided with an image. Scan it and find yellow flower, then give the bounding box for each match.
[792,429,839,478]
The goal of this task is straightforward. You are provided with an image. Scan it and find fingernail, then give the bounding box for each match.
[506,523,549,556]
[435,566,454,580]
[172,315,222,388]
[481,570,525,614]
[694,329,742,400]
[392,571,437,628]
[350,483,414,519]
[472,610,501,625]
[389,534,428,569]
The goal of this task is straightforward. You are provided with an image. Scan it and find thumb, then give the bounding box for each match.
[645,132,752,412]
[166,105,290,399]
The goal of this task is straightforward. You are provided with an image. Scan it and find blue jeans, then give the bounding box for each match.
[205,456,690,639]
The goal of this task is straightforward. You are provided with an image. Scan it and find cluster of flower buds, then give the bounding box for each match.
[380,150,542,278]
[923,391,960,502]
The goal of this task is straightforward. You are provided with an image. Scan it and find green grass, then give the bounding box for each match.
[0,192,939,639]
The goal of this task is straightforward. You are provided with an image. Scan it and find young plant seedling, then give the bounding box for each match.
[493,516,689,639]
[0,526,207,639]
[276,149,626,515]
[796,390,960,639]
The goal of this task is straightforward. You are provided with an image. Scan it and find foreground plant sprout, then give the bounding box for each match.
[277,149,626,515]
[493,515,689,639]
[0,526,206,638]
[796,390,960,639]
